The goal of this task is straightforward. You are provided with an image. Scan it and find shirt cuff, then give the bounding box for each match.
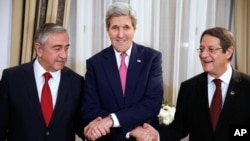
[126,132,130,139]
[157,131,160,141]
[110,113,120,127]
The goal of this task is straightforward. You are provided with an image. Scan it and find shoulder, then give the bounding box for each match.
[2,61,33,75]
[133,42,161,55]
[132,43,162,63]
[1,62,34,85]
[232,69,250,85]
[181,72,207,86]
[62,66,84,80]
[86,46,113,62]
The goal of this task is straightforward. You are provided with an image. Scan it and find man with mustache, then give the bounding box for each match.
[0,23,85,141]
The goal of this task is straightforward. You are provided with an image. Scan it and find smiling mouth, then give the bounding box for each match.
[203,60,213,64]
[116,40,125,42]
[56,59,66,64]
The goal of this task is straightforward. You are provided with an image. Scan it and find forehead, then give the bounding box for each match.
[44,32,69,47]
[200,34,220,47]
[109,16,133,26]
[46,32,68,41]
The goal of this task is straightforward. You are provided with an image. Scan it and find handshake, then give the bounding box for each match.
[84,116,159,141]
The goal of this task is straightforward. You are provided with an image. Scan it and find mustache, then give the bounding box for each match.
[55,57,66,62]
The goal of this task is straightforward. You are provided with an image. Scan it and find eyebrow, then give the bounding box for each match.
[52,44,70,47]
[199,45,217,48]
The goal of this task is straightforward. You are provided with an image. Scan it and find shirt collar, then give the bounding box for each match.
[114,43,132,58]
[207,64,232,84]
[34,58,61,80]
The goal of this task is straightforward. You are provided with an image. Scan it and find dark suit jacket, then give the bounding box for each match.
[159,70,250,141]
[0,61,85,141]
[82,42,163,140]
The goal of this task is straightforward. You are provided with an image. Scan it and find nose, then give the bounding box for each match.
[60,48,68,58]
[199,49,209,58]
[118,29,124,38]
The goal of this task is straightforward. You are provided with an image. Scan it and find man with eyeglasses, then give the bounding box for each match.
[144,27,250,141]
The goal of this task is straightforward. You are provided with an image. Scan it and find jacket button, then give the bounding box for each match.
[45,131,50,136]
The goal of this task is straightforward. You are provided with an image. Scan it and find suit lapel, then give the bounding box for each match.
[222,70,241,109]
[103,47,125,108]
[217,70,241,130]
[125,44,143,99]
[24,62,45,123]
[49,68,70,127]
[198,73,213,126]
[198,73,210,110]
[195,73,215,134]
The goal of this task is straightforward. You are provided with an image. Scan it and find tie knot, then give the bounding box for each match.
[120,52,126,59]
[213,79,221,87]
[44,72,52,81]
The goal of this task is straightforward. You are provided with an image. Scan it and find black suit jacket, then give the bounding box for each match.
[159,70,250,141]
[0,61,85,141]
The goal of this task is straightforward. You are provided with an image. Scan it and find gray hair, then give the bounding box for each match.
[105,2,137,30]
[34,23,67,47]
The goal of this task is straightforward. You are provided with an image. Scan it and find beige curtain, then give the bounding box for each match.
[10,0,25,66]
[235,0,250,74]
[46,0,71,28]
[10,0,71,66]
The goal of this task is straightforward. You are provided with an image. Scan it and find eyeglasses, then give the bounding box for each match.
[196,47,222,54]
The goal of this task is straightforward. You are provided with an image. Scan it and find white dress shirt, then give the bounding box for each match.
[33,59,61,108]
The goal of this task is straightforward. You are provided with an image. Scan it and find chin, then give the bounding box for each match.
[203,67,212,73]
[54,66,64,71]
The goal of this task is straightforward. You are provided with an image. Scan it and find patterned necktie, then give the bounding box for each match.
[41,72,53,127]
[210,79,222,132]
[119,52,127,95]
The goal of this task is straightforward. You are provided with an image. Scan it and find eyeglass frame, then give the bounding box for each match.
[196,47,223,54]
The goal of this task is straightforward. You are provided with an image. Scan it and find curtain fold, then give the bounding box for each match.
[10,0,71,66]
[10,0,24,66]
[235,0,250,74]
[21,0,37,63]
[46,0,59,23]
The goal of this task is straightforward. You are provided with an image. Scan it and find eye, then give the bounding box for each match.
[208,47,222,53]
[53,46,62,51]
[208,48,215,52]
[124,25,130,30]
[65,46,69,51]
[111,26,119,30]
[197,48,205,52]
[54,47,60,51]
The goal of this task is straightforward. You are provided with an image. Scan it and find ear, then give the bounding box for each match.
[226,46,234,59]
[34,43,43,57]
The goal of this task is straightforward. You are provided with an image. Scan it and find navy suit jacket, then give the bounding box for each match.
[159,70,250,141]
[82,42,163,140]
[0,61,85,141]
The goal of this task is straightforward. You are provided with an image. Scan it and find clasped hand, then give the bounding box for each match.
[84,116,158,141]
[84,116,112,141]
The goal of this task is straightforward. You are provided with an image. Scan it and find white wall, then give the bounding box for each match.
[0,0,12,79]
